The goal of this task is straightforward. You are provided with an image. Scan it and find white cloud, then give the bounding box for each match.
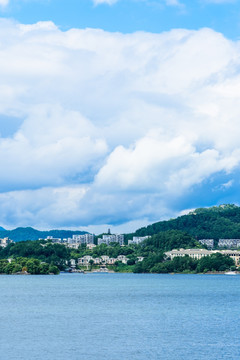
[0,20,240,229]
[0,0,9,6]
[203,0,236,3]
[165,0,183,6]
[93,0,118,5]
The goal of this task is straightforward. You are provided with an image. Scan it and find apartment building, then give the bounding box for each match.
[128,236,149,245]
[98,234,124,246]
[0,237,14,248]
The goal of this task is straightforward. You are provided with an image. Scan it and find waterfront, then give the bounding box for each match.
[0,273,239,360]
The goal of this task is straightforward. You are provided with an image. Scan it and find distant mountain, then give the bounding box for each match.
[134,204,240,240]
[0,227,87,242]
[0,226,6,231]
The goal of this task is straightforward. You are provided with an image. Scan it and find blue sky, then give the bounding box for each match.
[1,0,240,39]
[0,0,240,232]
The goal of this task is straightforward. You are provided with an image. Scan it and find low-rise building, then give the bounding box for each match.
[101,255,110,264]
[87,244,96,250]
[78,254,130,266]
[93,257,101,265]
[45,236,62,243]
[78,256,93,266]
[165,248,211,261]
[198,239,214,249]
[165,248,240,266]
[218,239,240,248]
[108,258,117,265]
[220,250,240,265]
[117,255,128,264]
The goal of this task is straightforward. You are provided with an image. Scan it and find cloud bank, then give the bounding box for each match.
[0,19,240,230]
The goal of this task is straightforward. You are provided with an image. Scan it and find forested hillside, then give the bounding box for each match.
[134,204,240,240]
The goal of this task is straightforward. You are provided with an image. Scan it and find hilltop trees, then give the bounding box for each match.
[134,204,240,240]
[146,230,198,252]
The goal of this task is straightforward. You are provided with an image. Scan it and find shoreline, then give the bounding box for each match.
[1,269,239,275]
[69,270,240,275]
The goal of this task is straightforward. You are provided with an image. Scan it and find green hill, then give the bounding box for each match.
[0,227,87,242]
[134,204,240,240]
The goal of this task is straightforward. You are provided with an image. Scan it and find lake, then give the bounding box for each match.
[0,273,239,360]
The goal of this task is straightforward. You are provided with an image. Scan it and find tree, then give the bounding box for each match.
[49,265,60,275]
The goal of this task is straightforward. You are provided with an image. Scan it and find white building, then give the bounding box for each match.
[72,234,94,245]
[165,248,240,266]
[108,258,117,265]
[87,243,96,250]
[45,236,62,243]
[218,239,240,248]
[128,236,149,245]
[101,255,110,263]
[78,255,125,266]
[43,234,95,248]
[93,257,101,265]
[70,259,76,268]
[98,234,124,246]
[0,237,14,248]
[78,256,94,266]
[117,255,128,264]
[199,239,214,249]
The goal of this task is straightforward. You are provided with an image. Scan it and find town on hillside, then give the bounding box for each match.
[1,229,240,274]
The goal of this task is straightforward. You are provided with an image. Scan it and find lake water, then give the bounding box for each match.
[0,273,239,360]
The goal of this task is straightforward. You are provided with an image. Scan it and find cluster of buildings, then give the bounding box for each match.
[165,248,240,266]
[44,233,126,248]
[0,233,149,250]
[71,255,144,268]
[44,235,240,252]
[199,238,240,249]
[45,233,150,248]
[45,234,95,249]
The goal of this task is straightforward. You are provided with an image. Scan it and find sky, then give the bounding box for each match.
[0,0,240,232]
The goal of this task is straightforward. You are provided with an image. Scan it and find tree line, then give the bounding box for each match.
[0,257,59,275]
